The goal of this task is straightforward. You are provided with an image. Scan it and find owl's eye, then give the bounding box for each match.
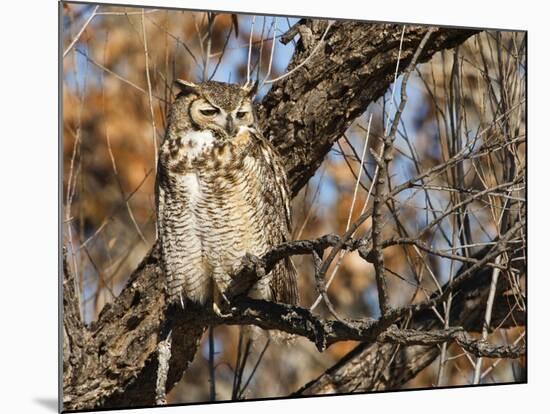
[236,111,248,119]
[200,108,219,116]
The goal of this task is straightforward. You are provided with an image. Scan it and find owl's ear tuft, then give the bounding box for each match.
[242,81,258,98]
[174,79,198,95]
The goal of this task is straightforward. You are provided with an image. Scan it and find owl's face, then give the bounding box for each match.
[174,80,257,139]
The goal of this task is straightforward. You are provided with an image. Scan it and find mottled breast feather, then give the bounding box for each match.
[156,121,298,309]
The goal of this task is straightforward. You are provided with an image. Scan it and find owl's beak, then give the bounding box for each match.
[225,115,237,135]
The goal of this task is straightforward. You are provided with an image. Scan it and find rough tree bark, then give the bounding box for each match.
[62,21,484,411]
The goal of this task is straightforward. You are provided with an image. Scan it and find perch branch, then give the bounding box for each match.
[169,297,525,359]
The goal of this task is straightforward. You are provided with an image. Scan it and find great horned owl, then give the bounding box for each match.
[156,79,298,316]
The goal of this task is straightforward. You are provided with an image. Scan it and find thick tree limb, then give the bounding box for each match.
[63,243,206,410]
[62,248,87,395]
[62,22,480,411]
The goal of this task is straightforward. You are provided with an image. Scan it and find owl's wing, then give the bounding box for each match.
[250,128,298,305]
[155,162,165,240]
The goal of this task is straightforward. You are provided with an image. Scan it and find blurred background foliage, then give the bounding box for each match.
[62,2,525,403]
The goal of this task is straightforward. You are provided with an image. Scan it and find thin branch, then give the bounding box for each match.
[105,129,148,245]
[231,332,252,400]
[383,26,406,135]
[145,14,201,68]
[311,250,351,327]
[370,28,436,316]
[237,339,270,399]
[203,13,214,80]
[246,16,256,84]
[209,22,234,81]
[141,9,159,174]
[208,327,217,401]
[472,255,503,383]
[96,9,161,16]
[311,115,373,311]
[77,169,153,251]
[260,17,278,89]
[74,48,168,104]
[63,5,100,58]
[374,237,511,270]
[264,21,334,84]
[293,167,326,240]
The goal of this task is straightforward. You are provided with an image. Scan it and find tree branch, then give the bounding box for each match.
[370,27,435,316]
[295,235,525,395]
[197,298,525,359]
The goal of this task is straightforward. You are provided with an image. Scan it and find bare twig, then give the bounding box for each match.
[311,115,372,311]
[209,21,234,81]
[203,13,214,80]
[145,13,201,67]
[293,167,326,240]
[208,327,216,401]
[311,249,351,327]
[74,48,168,104]
[370,28,436,316]
[105,129,148,245]
[260,17,278,89]
[246,16,256,84]
[237,339,270,399]
[264,21,334,84]
[63,5,100,58]
[472,255,503,383]
[231,331,252,400]
[96,9,161,16]
[77,168,153,251]
[141,9,159,174]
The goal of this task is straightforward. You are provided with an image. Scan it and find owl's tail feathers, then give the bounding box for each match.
[236,254,299,347]
[254,257,299,345]
[270,258,299,306]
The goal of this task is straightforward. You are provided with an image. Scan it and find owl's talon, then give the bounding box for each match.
[220,291,231,306]
[213,302,232,318]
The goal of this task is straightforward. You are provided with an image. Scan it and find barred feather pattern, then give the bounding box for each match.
[156,95,298,317]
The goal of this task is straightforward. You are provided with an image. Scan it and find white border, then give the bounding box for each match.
[1,0,545,413]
